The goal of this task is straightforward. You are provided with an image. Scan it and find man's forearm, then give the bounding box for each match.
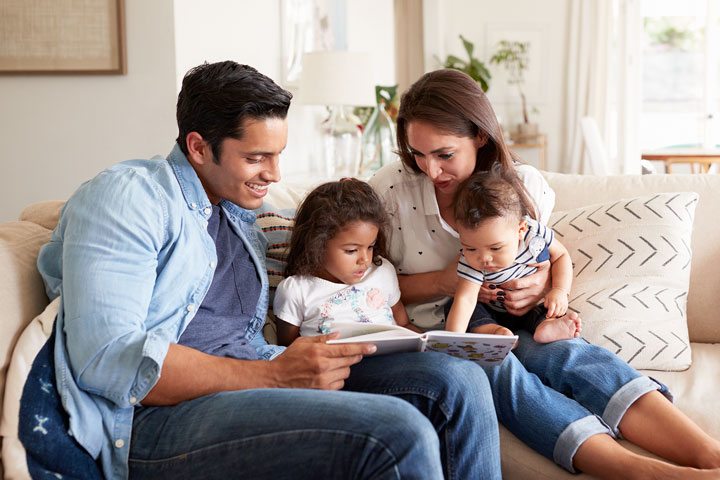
[141,343,275,406]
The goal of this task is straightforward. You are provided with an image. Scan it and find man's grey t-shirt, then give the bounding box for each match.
[178,205,262,360]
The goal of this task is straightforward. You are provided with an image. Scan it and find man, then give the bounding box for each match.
[32,61,500,479]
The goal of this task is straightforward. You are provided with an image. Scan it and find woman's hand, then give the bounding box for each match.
[436,253,461,297]
[397,253,461,305]
[481,261,552,316]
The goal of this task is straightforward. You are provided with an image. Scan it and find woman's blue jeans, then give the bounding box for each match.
[484,330,667,472]
[129,352,501,480]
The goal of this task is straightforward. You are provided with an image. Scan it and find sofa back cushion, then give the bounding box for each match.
[0,221,51,420]
[545,172,720,343]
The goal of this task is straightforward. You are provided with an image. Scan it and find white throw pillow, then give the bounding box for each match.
[549,192,698,371]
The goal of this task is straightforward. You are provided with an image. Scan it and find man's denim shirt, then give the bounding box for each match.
[37,144,285,480]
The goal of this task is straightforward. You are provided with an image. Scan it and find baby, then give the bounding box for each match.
[445,170,581,343]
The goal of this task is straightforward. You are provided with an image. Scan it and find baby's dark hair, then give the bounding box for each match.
[285,178,389,277]
[454,169,533,229]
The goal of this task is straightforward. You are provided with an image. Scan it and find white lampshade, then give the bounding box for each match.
[299,50,375,106]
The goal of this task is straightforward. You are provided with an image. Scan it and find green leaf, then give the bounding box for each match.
[445,54,466,66]
[441,34,492,92]
[460,35,474,58]
[478,77,489,92]
[471,58,490,79]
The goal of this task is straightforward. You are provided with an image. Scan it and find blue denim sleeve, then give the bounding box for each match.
[249,329,285,360]
[49,169,171,408]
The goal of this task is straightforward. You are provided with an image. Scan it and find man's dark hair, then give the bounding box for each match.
[176,61,292,163]
[285,179,390,278]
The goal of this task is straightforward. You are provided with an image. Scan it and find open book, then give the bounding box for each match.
[326,322,517,366]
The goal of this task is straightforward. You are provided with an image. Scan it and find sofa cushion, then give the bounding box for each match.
[17,201,64,232]
[0,298,57,480]
[544,172,720,344]
[0,221,52,419]
[549,192,697,370]
[499,341,720,479]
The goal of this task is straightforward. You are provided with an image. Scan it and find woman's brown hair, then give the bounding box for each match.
[396,68,539,219]
[285,179,390,277]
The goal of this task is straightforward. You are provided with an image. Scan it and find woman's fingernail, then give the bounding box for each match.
[489,284,496,290]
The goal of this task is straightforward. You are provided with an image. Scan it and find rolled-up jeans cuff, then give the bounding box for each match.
[602,376,672,437]
[554,415,613,473]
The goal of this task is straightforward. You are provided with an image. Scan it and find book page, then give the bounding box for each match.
[423,331,518,366]
[327,330,424,356]
[329,322,418,340]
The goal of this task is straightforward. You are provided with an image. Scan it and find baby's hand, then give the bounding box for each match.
[490,325,517,349]
[491,325,514,337]
[544,288,569,318]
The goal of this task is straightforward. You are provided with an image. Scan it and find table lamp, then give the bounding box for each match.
[299,50,374,178]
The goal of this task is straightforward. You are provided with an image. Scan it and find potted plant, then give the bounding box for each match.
[442,35,491,92]
[490,40,537,134]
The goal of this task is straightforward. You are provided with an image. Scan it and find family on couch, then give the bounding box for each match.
[18,60,720,479]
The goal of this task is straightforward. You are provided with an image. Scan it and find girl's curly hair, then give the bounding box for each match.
[285,179,390,277]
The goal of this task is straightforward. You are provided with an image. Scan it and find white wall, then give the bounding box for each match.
[423,0,570,172]
[0,0,396,222]
[173,0,282,91]
[173,0,395,180]
[0,0,178,223]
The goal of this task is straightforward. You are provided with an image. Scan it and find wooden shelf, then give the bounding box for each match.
[508,133,547,170]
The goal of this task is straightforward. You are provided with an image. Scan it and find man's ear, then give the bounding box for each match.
[185,132,211,166]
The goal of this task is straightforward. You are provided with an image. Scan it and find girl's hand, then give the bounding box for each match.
[492,261,552,316]
[544,288,569,318]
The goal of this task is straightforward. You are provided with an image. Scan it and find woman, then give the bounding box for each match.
[369,69,720,478]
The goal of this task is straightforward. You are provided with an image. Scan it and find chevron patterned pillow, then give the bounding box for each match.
[549,191,699,371]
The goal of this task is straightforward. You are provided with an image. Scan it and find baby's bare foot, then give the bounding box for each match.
[533,314,582,343]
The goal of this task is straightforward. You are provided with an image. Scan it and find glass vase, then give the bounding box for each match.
[360,89,398,177]
[321,105,363,178]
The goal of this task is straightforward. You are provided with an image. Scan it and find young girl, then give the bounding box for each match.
[445,169,582,343]
[274,178,421,346]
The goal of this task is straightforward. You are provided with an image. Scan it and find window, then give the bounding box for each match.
[640,0,720,150]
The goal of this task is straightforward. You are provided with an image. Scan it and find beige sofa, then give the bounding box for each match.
[1,172,719,479]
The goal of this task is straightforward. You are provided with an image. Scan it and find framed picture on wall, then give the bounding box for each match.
[0,0,126,74]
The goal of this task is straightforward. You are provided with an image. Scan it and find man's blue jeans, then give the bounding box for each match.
[129,352,501,480]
